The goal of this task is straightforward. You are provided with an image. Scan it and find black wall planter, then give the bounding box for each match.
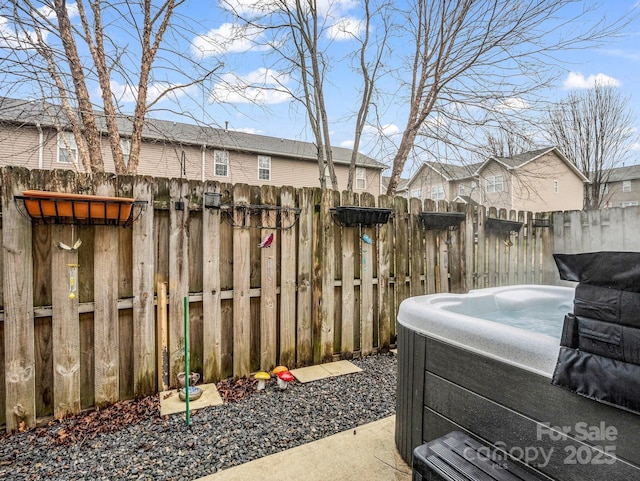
[486,217,523,234]
[332,206,392,227]
[419,212,465,230]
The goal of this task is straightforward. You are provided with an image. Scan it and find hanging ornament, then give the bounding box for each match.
[258,232,274,248]
[68,263,79,299]
[361,234,373,245]
[58,225,82,251]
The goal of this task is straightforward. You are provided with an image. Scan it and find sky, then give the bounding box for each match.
[0,0,639,177]
[180,0,640,174]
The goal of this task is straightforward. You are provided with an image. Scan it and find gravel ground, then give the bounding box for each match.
[0,353,397,481]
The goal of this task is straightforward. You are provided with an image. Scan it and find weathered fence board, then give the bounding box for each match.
[2,170,36,432]
[360,194,375,356]
[279,186,297,368]
[296,187,313,367]
[94,224,119,407]
[52,224,81,418]
[168,179,189,385]
[233,184,251,378]
[340,191,357,358]
[377,195,392,352]
[132,178,155,396]
[202,182,222,383]
[259,185,278,371]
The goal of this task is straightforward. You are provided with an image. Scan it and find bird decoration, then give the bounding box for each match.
[361,234,373,245]
[58,238,83,252]
[258,232,274,248]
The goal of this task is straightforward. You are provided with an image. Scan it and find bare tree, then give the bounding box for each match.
[545,83,637,209]
[385,0,633,195]
[478,124,538,160]
[222,0,388,190]
[1,0,220,174]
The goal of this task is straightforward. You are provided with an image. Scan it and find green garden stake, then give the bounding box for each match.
[184,296,190,427]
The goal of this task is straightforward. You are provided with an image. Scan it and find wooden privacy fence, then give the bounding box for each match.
[2,166,619,432]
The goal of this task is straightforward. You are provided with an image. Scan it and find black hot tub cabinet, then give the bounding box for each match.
[395,285,640,481]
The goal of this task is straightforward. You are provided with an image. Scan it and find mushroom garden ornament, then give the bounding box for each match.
[277,371,294,389]
[254,371,270,390]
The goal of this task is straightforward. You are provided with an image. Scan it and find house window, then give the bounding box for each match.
[120,138,131,167]
[623,180,631,193]
[621,200,638,207]
[57,132,77,164]
[486,175,504,193]
[214,150,229,177]
[431,185,445,200]
[458,184,465,195]
[411,188,422,198]
[600,183,609,195]
[553,180,559,193]
[356,167,366,189]
[258,155,271,181]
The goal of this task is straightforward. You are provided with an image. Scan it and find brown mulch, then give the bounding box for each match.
[3,376,259,447]
[216,376,259,403]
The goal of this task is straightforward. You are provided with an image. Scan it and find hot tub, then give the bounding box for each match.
[395,285,640,481]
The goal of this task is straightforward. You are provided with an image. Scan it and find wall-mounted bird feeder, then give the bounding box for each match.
[486,217,523,234]
[15,190,147,226]
[418,211,466,231]
[331,206,392,227]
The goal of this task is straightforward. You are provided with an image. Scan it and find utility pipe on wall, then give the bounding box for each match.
[36,123,44,169]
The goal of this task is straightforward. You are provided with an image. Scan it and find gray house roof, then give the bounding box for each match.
[602,164,640,182]
[490,147,557,169]
[0,97,386,170]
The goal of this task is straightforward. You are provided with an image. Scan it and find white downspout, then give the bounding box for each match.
[36,123,44,169]
[201,144,206,182]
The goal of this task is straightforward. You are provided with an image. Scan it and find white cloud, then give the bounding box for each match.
[631,142,640,151]
[104,80,195,105]
[340,139,354,148]
[496,97,529,111]
[0,3,78,49]
[191,23,268,58]
[231,126,261,134]
[563,72,620,89]
[108,80,137,103]
[211,68,292,105]
[363,123,400,137]
[327,16,365,40]
[0,16,46,48]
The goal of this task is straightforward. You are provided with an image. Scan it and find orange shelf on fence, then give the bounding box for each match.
[16,190,139,226]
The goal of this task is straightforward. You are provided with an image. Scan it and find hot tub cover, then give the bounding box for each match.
[552,252,640,415]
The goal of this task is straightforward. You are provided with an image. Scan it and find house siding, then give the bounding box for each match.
[399,148,586,213]
[511,152,584,212]
[478,161,512,210]
[604,179,640,208]
[0,124,381,195]
[405,168,450,202]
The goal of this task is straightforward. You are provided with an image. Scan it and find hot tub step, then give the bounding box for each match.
[412,431,546,481]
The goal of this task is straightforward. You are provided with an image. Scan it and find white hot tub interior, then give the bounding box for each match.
[397,285,576,376]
